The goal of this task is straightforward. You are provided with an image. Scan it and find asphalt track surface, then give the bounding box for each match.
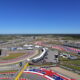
[21,71,54,80]
[0,50,38,65]
[0,42,79,80]
[21,73,47,80]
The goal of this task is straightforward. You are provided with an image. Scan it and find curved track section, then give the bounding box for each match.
[20,68,75,80]
[0,50,39,65]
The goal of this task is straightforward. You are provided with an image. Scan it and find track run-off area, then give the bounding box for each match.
[0,43,80,80]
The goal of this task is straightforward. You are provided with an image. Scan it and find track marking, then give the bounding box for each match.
[15,63,29,80]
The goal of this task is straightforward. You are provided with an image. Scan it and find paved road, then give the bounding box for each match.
[21,73,47,80]
[45,49,58,63]
[0,50,39,65]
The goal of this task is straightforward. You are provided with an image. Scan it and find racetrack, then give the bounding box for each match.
[21,71,54,80]
[0,50,39,65]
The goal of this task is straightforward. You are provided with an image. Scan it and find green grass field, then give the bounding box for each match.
[60,57,80,71]
[0,70,17,73]
[0,53,26,60]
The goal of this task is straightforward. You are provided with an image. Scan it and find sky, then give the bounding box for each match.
[0,0,80,34]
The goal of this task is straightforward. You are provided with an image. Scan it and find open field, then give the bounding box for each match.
[0,53,26,60]
[51,67,80,79]
[60,57,80,72]
[0,70,17,73]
